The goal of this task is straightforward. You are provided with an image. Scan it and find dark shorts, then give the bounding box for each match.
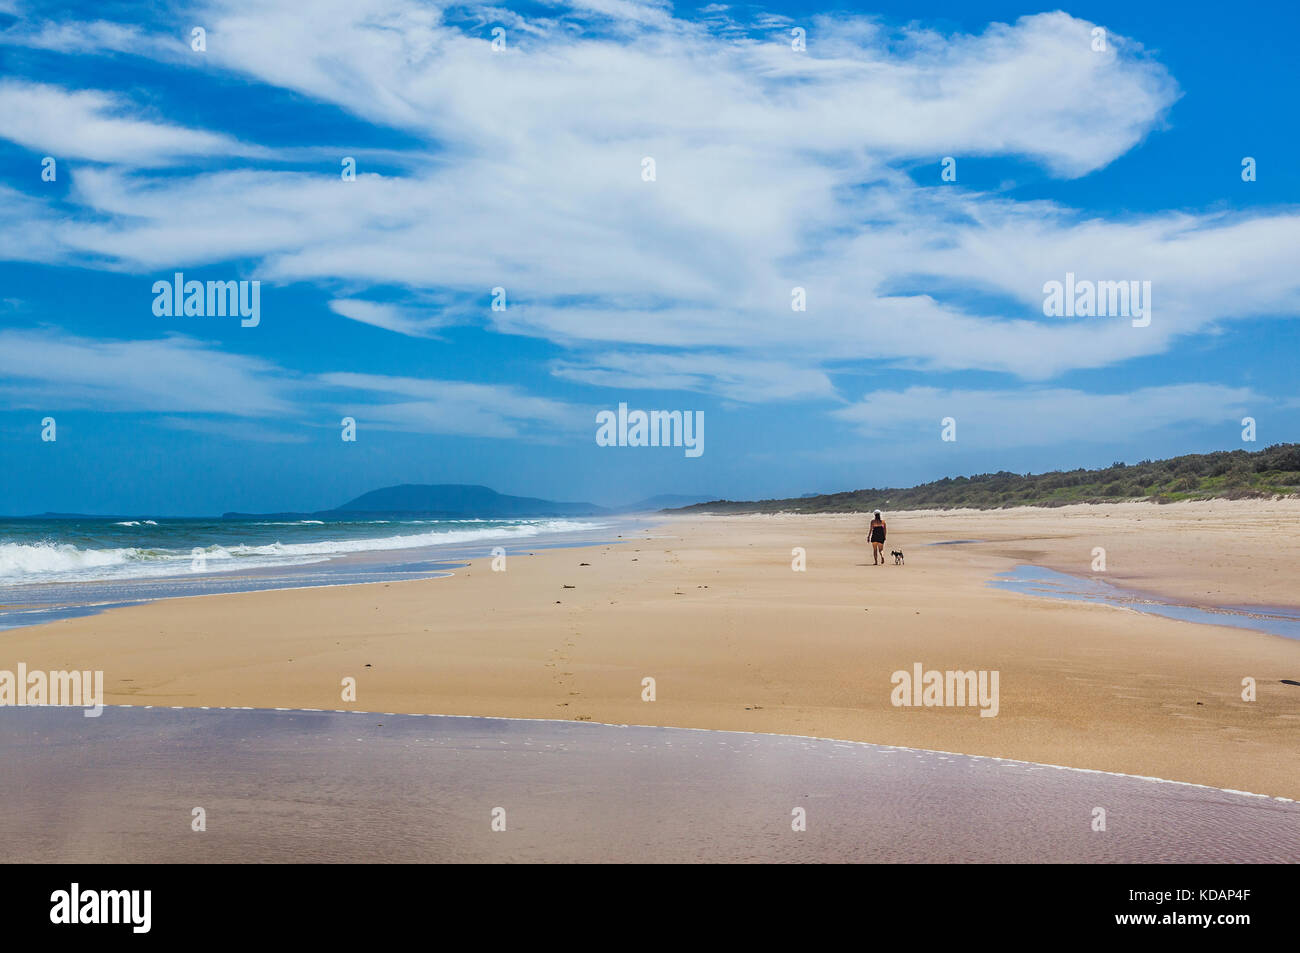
[870,529,885,543]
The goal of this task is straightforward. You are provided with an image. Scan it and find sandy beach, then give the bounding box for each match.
[4,500,1299,800]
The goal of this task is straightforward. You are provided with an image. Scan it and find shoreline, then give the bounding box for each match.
[3,502,1299,800]
[0,523,645,631]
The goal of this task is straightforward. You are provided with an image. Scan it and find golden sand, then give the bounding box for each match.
[4,500,1299,798]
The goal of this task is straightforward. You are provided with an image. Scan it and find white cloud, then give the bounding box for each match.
[0,81,266,165]
[328,299,451,338]
[0,328,589,443]
[4,2,1294,416]
[833,384,1260,448]
[0,329,296,416]
[319,372,588,438]
[552,350,835,402]
[0,18,179,58]
[178,5,1173,177]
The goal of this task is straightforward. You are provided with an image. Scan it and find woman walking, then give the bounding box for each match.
[869,511,887,565]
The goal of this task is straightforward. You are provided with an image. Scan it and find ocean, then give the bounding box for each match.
[0,515,612,630]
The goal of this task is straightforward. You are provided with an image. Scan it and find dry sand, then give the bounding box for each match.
[4,500,1299,799]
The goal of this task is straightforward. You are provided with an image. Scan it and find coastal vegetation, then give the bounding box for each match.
[675,444,1300,513]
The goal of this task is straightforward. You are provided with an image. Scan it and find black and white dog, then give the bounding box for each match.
[891,550,904,565]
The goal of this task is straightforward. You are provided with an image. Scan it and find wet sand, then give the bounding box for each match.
[3,501,1299,801]
[2,706,1296,863]
[991,565,1300,640]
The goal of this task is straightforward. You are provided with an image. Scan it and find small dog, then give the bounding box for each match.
[891,550,904,565]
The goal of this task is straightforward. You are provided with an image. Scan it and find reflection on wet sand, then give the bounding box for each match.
[992,565,1300,640]
[2,706,1296,863]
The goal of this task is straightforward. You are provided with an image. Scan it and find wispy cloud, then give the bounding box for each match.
[0,81,268,165]
[328,299,452,338]
[0,329,296,416]
[0,0,1292,444]
[320,372,589,438]
[552,350,836,402]
[0,17,180,58]
[0,5,1216,401]
[833,384,1261,449]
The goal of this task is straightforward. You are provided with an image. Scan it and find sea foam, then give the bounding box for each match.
[0,520,602,584]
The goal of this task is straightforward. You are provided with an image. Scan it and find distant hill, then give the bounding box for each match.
[224,484,607,519]
[220,484,717,519]
[672,444,1300,514]
[332,484,605,517]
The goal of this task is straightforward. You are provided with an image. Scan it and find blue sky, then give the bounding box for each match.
[0,0,1297,514]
